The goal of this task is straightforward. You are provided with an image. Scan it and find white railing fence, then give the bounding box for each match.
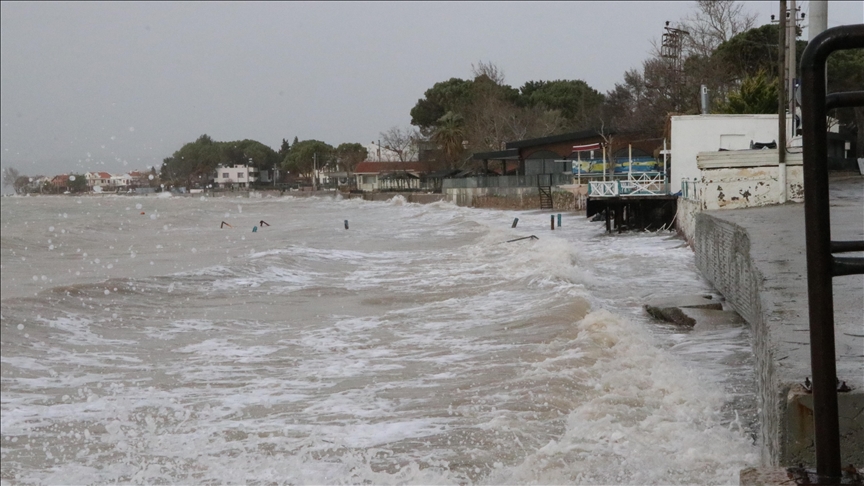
[589,172,668,197]
[589,181,619,196]
[619,172,667,195]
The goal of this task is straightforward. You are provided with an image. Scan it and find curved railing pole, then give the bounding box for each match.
[800,23,864,479]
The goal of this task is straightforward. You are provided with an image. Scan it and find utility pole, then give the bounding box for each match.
[809,1,828,41]
[787,0,798,140]
[778,0,787,167]
[313,152,318,191]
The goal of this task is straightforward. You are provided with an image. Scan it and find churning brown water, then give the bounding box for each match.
[1,193,758,484]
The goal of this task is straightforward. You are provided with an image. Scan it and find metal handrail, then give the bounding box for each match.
[800,23,864,479]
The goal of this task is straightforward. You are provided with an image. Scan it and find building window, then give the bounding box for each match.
[223,172,229,178]
[238,172,244,179]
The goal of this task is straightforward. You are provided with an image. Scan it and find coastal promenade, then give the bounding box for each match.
[692,174,863,470]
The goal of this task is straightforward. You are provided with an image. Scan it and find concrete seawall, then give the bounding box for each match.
[691,175,863,468]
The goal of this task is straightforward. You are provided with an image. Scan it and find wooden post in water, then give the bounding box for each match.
[550,214,555,230]
[605,205,611,233]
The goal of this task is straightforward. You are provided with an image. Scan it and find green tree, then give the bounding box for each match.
[518,79,605,129]
[601,58,677,137]
[160,135,278,187]
[68,174,88,193]
[283,139,334,176]
[715,70,779,114]
[412,63,595,161]
[219,139,279,170]
[334,143,368,176]
[713,24,806,83]
[159,134,221,187]
[410,78,475,136]
[279,138,291,158]
[3,167,21,193]
[432,111,467,169]
[148,167,160,187]
[14,175,30,194]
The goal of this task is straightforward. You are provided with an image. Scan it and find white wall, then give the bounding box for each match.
[670,114,793,194]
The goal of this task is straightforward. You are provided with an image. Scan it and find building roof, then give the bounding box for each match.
[354,161,428,174]
[471,148,520,161]
[505,129,615,149]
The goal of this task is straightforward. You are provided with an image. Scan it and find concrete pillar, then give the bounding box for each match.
[808,1,828,41]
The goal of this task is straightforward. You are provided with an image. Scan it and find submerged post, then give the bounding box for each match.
[344,220,349,230]
[557,213,561,228]
[512,218,519,228]
[550,215,554,230]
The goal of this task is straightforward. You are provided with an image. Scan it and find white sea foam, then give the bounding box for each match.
[0,195,758,484]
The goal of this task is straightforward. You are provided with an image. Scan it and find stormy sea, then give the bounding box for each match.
[1,193,759,484]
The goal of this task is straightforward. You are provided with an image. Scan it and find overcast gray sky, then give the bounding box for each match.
[2,1,862,186]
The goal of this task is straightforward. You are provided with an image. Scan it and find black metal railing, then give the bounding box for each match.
[800,23,864,479]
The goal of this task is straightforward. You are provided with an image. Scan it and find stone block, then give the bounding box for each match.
[644,295,723,326]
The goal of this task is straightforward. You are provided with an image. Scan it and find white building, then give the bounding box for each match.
[669,114,795,195]
[214,165,259,188]
[110,173,133,190]
[85,171,113,191]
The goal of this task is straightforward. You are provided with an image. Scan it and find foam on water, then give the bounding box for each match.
[1,194,758,484]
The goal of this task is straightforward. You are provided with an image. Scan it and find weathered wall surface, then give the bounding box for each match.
[347,192,446,204]
[675,197,700,246]
[444,186,582,211]
[694,200,864,468]
[258,190,447,205]
[695,214,780,465]
[697,166,804,210]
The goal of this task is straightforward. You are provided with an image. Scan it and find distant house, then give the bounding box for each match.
[25,176,50,193]
[51,174,70,192]
[353,161,428,192]
[85,171,112,191]
[128,170,151,188]
[110,173,133,191]
[214,165,259,188]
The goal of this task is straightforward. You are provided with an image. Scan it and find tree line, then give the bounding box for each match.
[158,134,372,188]
[410,0,863,167]
[158,0,863,187]
[2,167,88,194]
